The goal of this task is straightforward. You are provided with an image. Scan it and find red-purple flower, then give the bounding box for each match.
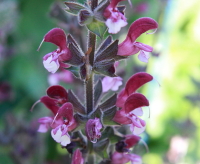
[39,28,72,73]
[85,118,103,143]
[51,102,77,146]
[71,149,84,164]
[103,0,127,34]
[37,85,77,146]
[118,17,158,62]
[113,93,149,135]
[116,72,153,107]
[111,151,142,164]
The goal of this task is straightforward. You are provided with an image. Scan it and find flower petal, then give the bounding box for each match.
[60,134,71,146]
[125,134,141,149]
[43,55,60,73]
[134,42,153,52]
[47,85,68,100]
[40,96,59,115]
[138,50,150,63]
[106,17,127,34]
[126,17,158,42]
[124,93,149,113]
[125,72,153,96]
[44,28,67,49]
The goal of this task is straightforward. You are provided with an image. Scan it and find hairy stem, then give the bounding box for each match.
[85,0,98,113]
[85,72,94,114]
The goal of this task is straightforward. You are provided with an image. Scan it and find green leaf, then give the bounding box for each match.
[86,20,107,38]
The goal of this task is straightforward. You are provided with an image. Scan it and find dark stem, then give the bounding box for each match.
[85,72,94,114]
[85,19,97,114]
[88,32,96,66]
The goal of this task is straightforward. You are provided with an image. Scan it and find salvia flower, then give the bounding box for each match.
[37,85,77,146]
[116,72,153,107]
[39,28,72,73]
[113,93,149,135]
[118,17,158,62]
[71,149,84,164]
[103,0,128,34]
[51,102,77,146]
[111,151,142,164]
[85,118,102,143]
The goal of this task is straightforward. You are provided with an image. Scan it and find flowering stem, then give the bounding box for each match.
[85,28,97,114]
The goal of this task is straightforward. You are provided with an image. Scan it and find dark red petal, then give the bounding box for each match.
[124,93,149,113]
[125,134,141,148]
[57,102,73,121]
[126,17,158,42]
[44,28,67,49]
[40,96,59,115]
[125,72,153,95]
[47,85,68,101]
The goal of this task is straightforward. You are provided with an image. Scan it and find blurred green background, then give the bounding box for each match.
[0,0,200,163]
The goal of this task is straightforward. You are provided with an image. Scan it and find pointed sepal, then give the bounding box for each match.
[78,9,93,25]
[68,90,86,114]
[93,59,116,77]
[65,66,80,79]
[102,106,117,125]
[94,0,110,22]
[94,138,110,158]
[66,42,84,66]
[99,93,117,111]
[94,80,103,106]
[95,40,118,62]
[64,1,86,15]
